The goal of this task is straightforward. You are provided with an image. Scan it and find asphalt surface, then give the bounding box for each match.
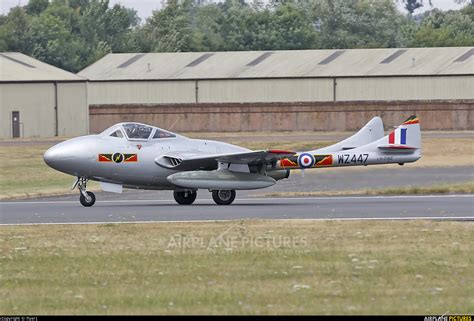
[1,194,472,225]
[1,165,473,225]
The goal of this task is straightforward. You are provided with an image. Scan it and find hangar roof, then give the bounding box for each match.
[79,47,474,81]
[0,52,85,82]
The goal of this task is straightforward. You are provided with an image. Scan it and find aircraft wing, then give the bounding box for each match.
[155,149,295,171]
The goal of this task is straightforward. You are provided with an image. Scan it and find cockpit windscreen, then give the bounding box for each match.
[122,123,153,140]
[153,129,176,139]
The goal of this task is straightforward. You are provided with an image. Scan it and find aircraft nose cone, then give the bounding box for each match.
[43,147,53,167]
[43,136,96,175]
[43,144,66,170]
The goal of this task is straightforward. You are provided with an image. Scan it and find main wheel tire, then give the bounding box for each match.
[79,191,96,207]
[173,190,197,205]
[212,190,236,205]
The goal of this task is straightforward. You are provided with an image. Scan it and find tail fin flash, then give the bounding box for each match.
[402,115,420,125]
[378,115,421,151]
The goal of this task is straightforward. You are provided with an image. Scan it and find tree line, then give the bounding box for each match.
[0,0,473,73]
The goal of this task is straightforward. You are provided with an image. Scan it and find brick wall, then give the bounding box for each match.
[89,100,474,133]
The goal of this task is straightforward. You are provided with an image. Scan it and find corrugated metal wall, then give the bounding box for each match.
[57,82,89,136]
[198,79,333,103]
[87,75,473,105]
[336,76,474,101]
[88,81,196,104]
[0,82,88,138]
[0,83,55,138]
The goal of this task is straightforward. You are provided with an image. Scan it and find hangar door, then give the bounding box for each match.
[12,111,20,138]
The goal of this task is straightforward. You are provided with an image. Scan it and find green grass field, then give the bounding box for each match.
[1,220,472,315]
[0,145,96,199]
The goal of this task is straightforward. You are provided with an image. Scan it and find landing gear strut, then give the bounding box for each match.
[75,177,96,207]
[174,190,197,205]
[212,190,236,205]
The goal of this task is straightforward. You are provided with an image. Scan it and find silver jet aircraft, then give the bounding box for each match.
[44,115,422,207]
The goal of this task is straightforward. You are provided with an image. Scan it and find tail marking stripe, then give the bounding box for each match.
[400,128,407,145]
[389,131,395,144]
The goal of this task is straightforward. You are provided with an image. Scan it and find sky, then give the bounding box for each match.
[0,0,468,21]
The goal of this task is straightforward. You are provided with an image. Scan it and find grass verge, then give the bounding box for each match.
[0,220,472,315]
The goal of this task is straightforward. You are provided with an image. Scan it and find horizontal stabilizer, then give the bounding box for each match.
[378,145,418,150]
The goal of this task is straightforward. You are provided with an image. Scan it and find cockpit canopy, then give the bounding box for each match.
[101,122,177,141]
[123,123,153,139]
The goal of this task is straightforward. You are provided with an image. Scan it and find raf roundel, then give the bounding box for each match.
[298,153,315,168]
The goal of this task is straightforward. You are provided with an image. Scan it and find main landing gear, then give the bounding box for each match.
[75,177,96,207]
[173,190,197,205]
[173,189,236,205]
[212,190,236,205]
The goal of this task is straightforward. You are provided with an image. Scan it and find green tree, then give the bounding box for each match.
[43,1,82,35]
[102,4,140,52]
[193,4,226,51]
[410,7,474,46]
[0,7,33,53]
[77,0,139,67]
[232,2,316,50]
[311,0,408,48]
[139,0,197,52]
[30,12,83,71]
[26,0,49,15]
[269,3,316,49]
[0,15,7,51]
[0,0,139,72]
[216,1,255,50]
[403,0,424,14]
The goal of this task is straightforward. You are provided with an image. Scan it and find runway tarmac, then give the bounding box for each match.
[1,195,473,225]
[1,166,473,225]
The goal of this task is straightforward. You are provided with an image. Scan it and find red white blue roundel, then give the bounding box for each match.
[298,153,315,168]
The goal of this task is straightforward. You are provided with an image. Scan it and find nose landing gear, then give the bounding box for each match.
[80,191,96,207]
[74,177,96,207]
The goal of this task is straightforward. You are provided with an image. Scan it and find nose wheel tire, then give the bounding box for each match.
[212,190,236,205]
[79,191,96,207]
[174,190,197,205]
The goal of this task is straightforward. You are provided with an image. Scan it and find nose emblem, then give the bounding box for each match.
[113,153,124,163]
[98,153,138,163]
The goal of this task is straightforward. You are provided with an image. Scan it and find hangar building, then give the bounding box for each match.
[79,47,474,132]
[0,52,88,139]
